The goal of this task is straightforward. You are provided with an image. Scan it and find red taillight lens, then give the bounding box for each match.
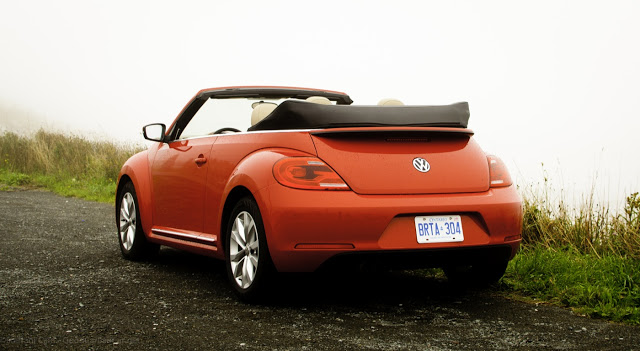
[487,155,513,188]
[273,157,350,191]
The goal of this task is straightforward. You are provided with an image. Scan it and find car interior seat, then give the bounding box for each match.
[377,98,404,106]
[306,96,332,105]
[251,102,278,126]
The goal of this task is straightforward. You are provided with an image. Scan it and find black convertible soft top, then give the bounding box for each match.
[248,101,470,131]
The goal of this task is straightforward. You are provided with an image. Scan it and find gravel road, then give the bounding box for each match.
[1,189,638,350]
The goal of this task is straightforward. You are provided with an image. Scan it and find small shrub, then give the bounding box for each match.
[0,170,31,186]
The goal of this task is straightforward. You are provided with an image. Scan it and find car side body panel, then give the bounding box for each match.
[151,136,216,233]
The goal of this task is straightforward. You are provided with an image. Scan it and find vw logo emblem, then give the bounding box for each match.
[413,157,431,173]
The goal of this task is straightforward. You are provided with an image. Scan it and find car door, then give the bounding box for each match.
[150,136,216,234]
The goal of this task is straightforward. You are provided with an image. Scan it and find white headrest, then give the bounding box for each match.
[378,98,404,106]
[306,96,332,105]
[251,102,277,125]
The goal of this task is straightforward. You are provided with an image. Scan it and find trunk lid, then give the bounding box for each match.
[310,128,490,195]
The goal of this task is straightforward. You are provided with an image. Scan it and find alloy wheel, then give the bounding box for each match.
[119,192,136,251]
[229,211,260,289]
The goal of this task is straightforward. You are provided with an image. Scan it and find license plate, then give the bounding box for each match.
[415,215,464,243]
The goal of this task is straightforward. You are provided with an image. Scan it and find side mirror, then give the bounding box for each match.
[142,123,166,142]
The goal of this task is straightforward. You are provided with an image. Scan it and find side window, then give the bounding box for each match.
[179,99,253,139]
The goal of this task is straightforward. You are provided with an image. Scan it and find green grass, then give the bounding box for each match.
[502,247,639,324]
[0,130,142,203]
[1,129,639,324]
[0,169,31,188]
[501,184,640,325]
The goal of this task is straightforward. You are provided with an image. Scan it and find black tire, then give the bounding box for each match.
[225,196,274,302]
[116,181,159,260]
[443,260,508,287]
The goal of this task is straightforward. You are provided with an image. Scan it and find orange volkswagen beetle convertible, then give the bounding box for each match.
[116,86,522,300]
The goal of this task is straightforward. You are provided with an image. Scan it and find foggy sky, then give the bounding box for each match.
[1,0,639,209]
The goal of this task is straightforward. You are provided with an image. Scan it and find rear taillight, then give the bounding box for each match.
[487,155,513,188]
[273,157,350,191]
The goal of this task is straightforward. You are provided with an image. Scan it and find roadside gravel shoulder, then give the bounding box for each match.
[1,190,638,350]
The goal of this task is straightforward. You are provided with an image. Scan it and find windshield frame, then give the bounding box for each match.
[165,86,353,141]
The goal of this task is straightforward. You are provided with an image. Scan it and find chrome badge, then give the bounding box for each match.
[412,157,431,173]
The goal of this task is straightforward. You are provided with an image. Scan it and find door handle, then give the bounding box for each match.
[195,156,207,166]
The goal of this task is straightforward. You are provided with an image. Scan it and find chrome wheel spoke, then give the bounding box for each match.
[230,250,246,262]
[127,197,135,218]
[120,220,130,233]
[231,227,246,250]
[119,193,136,251]
[248,255,259,273]
[244,256,254,285]
[230,210,259,289]
[245,221,256,245]
[247,240,259,251]
[237,216,248,243]
[233,257,245,280]
[121,199,129,218]
[129,205,136,220]
[126,226,135,248]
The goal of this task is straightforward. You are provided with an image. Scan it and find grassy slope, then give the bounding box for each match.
[0,130,141,203]
[503,247,639,324]
[502,189,640,324]
[1,130,639,324]
[0,170,117,203]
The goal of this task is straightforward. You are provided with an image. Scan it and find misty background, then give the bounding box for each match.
[1,0,638,210]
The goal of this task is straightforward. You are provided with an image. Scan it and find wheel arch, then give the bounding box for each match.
[216,148,314,254]
[115,174,132,198]
[220,186,255,252]
[116,151,154,237]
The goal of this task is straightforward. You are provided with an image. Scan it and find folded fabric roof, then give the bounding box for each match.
[248,101,470,131]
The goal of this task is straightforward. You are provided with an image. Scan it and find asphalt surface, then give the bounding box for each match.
[1,189,638,350]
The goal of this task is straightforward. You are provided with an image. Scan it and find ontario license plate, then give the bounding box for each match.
[415,215,464,243]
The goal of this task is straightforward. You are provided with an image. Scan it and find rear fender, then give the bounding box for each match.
[219,148,314,250]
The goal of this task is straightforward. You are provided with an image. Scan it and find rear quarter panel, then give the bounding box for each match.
[202,131,318,244]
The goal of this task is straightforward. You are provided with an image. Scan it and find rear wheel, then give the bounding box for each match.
[117,181,159,260]
[225,196,274,302]
[443,260,508,287]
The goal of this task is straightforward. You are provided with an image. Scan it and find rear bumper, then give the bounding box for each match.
[256,184,522,272]
[318,244,515,271]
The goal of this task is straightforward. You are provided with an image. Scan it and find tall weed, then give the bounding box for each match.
[521,182,640,259]
[510,180,640,324]
[0,130,142,201]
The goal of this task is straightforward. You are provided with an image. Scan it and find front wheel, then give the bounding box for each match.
[225,196,274,302]
[116,181,159,260]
